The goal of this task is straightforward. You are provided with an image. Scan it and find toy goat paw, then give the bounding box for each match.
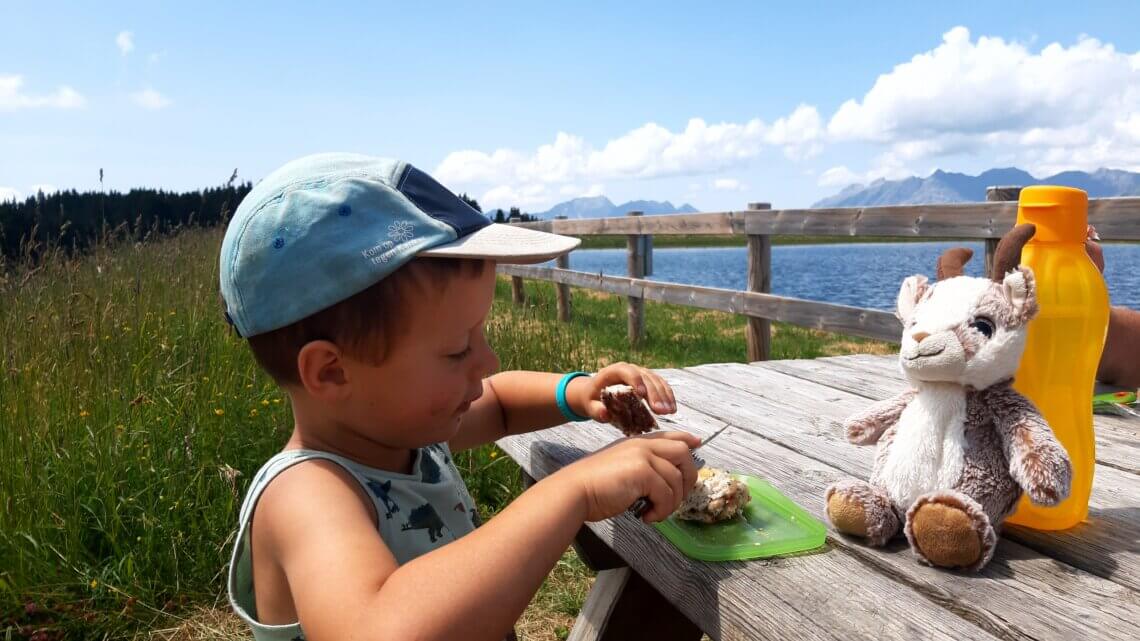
[844,418,877,445]
[1016,443,1073,506]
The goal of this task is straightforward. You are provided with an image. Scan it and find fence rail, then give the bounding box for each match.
[508,198,1140,240]
[499,189,1140,360]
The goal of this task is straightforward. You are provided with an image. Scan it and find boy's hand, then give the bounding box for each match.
[568,362,678,422]
[1086,225,1105,273]
[556,431,701,523]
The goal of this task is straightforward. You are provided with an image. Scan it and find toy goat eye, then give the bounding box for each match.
[969,317,995,338]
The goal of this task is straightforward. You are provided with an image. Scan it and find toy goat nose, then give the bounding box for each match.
[912,331,931,343]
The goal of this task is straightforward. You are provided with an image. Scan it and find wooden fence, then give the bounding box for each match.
[499,187,1140,360]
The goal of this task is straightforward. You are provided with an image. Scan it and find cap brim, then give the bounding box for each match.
[418,223,580,264]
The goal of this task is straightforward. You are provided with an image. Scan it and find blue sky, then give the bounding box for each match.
[4,1,1140,210]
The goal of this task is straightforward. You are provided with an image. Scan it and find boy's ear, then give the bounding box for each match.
[896,275,929,324]
[296,340,350,399]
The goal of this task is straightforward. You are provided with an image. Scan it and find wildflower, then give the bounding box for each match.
[202,376,209,382]
[90,579,98,589]
[489,451,499,459]
[249,408,259,417]
[261,399,269,406]
[272,398,281,404]
[214,408,224,416]
[79,409,90,418]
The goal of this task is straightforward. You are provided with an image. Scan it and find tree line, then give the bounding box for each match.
[457,194,541,223]
[0,183,252,264]
[0,186,540,266]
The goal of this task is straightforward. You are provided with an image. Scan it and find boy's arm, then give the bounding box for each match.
[263,434,698,641]
[450,365,676,452]
[1084,232,1140,388]
[1098,306,1140,389]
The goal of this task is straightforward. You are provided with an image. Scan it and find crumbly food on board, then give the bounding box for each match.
[675,467,752,523]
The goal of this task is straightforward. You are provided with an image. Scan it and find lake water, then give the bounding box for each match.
[555,242,1140,311]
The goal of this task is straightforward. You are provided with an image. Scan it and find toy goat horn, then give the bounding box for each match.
[991,223,1037,281]
[936,247,974,280]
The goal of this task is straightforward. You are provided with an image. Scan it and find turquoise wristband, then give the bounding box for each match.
[556,371,591,422]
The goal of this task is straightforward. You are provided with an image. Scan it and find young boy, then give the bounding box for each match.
[220,153,700,641]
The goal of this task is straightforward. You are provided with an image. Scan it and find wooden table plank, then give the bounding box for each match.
[696,426,1140,641]
[766,356,1140,474]
[667,363,1140,592]
[497,424,1005,641]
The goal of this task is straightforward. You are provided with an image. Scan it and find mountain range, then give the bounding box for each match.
[813,168,1140,208]
[515,196,698,219]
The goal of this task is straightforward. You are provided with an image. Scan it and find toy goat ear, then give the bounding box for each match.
[896,275,929,323]
[1002,266,1038,323]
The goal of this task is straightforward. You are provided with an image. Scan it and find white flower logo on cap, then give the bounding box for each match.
[388,221,415,243]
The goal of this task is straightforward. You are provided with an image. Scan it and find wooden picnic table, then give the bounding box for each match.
[496,354,1140,641]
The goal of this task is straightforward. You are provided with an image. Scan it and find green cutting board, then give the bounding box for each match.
[653,474,827,562]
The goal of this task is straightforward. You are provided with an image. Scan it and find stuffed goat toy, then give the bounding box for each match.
[825,224,1072,572]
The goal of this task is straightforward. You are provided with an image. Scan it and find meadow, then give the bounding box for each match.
[0,227,891,640]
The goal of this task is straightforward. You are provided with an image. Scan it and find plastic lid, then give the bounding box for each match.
[1016,185,1088,243]
[653,474,827,562]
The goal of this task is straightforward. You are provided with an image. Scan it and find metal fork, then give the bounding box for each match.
[628,424,728,518]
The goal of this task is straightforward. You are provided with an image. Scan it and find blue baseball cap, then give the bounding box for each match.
[219,152,579,337]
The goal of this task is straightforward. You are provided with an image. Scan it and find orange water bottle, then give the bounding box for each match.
[1005,186,1109,530]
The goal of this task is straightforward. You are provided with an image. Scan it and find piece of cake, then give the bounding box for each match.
[601,384,658,436]
[675,467,752,523]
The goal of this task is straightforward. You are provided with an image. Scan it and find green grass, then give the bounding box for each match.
[0,227,891,640]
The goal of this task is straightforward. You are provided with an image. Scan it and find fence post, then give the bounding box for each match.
[554,215,572,322]
[626,211,646,347]
[746,202,772,362]
[643,233,653,276]
[985,186,1022,275]
[508,218,526,305]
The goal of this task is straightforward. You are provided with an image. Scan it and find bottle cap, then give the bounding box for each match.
[1016,185,1088,243]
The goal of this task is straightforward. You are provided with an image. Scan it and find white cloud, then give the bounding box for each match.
[817,161,916,188]
[149,51,166,65]
[582,183,605,197]
[713,178,747,191]
[557,183,606,197]
[0,75,85,110]
[30,184,58,195]
[480,183,551,210]
[0,187,22,202]
[818,166,859,188]
[117,31,134,55]
[764,104,824,160]
[443,27,1140,209]
[825,26,1140,174]
[436,115,782,210]
[131,88,172,109]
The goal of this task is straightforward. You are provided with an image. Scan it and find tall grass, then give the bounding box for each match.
[0,228,890,639]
